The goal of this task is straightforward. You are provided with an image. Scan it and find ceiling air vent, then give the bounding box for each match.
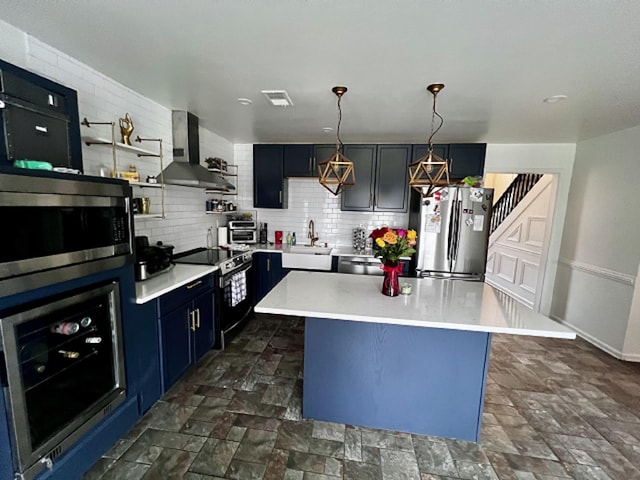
[261,90,294,107]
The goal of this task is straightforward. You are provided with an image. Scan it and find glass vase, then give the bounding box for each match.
[381,261,401,297]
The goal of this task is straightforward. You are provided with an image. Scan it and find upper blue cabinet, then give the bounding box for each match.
[0,58,82,172]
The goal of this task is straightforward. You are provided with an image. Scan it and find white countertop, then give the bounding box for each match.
[135,264,218,304]
[248,244,381,258]
[255,271,576,339]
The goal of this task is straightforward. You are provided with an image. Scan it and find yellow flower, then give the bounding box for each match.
[375,237,386,248]
[407,229,417,240]
[382,231,397,244]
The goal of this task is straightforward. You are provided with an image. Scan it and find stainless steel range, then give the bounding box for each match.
[173,248,253,349]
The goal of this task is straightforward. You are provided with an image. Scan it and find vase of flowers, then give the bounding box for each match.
[369,227,418,297]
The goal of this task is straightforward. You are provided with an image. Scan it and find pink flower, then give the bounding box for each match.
[396,229,407,238]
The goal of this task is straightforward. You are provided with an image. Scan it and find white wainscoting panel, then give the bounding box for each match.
[486,176,554,309]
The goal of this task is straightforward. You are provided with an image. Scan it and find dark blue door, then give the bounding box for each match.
[254,145,285,208]
[193,290,215,361]
[160,306,192,390]
[340,145,377,211]
[284,144,314,177]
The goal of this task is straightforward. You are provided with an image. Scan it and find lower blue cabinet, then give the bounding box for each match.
[253,253,289,304]
[157,274,216,392]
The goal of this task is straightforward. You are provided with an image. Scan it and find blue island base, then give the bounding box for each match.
[303,317,492,442]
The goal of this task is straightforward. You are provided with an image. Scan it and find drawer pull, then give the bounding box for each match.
[186,280,203,289]
[35,125,48,133]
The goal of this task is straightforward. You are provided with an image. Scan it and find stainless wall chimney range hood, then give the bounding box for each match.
[160,111,235,191]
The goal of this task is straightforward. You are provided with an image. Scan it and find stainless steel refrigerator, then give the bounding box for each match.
[409,186,494,280]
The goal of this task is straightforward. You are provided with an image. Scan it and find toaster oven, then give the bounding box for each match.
[228,220,257,230]
[229,229,257,244]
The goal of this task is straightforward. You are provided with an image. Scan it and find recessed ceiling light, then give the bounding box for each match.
[261,90,294,107]
[237,98,252,106]
[543,95,568,104]
[322,127,334,133]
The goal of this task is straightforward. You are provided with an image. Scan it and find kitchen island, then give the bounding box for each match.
[255,271,575,442]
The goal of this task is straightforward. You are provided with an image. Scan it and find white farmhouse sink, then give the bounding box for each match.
[288,245,333,255]
[281,245,334,270]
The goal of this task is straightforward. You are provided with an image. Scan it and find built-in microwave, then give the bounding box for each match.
[0,173,133,297]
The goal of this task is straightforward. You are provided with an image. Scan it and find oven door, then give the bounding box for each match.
[229,229,257,244]
[0,281,126,477]
[219,263,253,349]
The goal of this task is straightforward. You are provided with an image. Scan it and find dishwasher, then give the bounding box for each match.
[337,255,384,275]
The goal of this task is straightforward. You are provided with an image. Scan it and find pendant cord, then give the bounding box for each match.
[336,95,343,153]
[427,92,444,152]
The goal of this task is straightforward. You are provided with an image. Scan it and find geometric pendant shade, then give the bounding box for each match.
[318,86,356,196]
[318,151,355,196]
[408,150,449,198]
[408,83,450,198]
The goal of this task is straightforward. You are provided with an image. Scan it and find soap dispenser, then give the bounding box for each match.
[292,232,297,245]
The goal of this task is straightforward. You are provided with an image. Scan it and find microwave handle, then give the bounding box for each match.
[125,197,133,255]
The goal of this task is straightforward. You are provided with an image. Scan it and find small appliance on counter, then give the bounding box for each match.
[228,219,257,244]
[134,236,175,281]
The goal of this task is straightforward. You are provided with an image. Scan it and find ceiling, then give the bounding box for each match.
[1,1,639,144]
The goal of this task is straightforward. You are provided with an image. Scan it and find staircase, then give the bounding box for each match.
[490,173,543,234]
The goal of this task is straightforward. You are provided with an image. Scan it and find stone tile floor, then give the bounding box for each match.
[84,314,640,480]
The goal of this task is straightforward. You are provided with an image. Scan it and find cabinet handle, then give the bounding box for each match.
[369,193,373,207]
[190,310,196,331]
[279,190,282,204]
[449,157,454,174]
[196,308,201,328]
[186,280,202,289]
[308,157,312,173]
[267,257,270,272]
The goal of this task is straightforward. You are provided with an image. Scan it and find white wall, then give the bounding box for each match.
[233,144,410,246]
[551,125,640,360]
[0,19,232,252]
[484,143,576,316]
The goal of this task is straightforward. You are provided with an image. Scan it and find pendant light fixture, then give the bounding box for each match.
[408,83,450,198]
[318,86,355,195]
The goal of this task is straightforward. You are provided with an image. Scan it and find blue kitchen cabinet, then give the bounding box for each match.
[340,145,377,211]
[374,144,412,212]
[157,275,216,392]
[341,145,411,213]
[254,145,287,208]
[253,253,289,304]
[193,290,215,360]
[411,144,486,181]
[159,305,192,390]
[129,301,162,415]
[283,144,315,177]
[448,143,486,180]
[0,58,83,172]
[314,144,336,173]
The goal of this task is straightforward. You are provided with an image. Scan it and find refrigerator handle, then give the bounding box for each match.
[450,195,462,269]
[446,193,459,269]
[452,198,462,265]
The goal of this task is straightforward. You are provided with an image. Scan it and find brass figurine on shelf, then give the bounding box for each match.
[118,113,134,145]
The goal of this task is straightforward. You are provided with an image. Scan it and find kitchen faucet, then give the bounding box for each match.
[308,219,319,246]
